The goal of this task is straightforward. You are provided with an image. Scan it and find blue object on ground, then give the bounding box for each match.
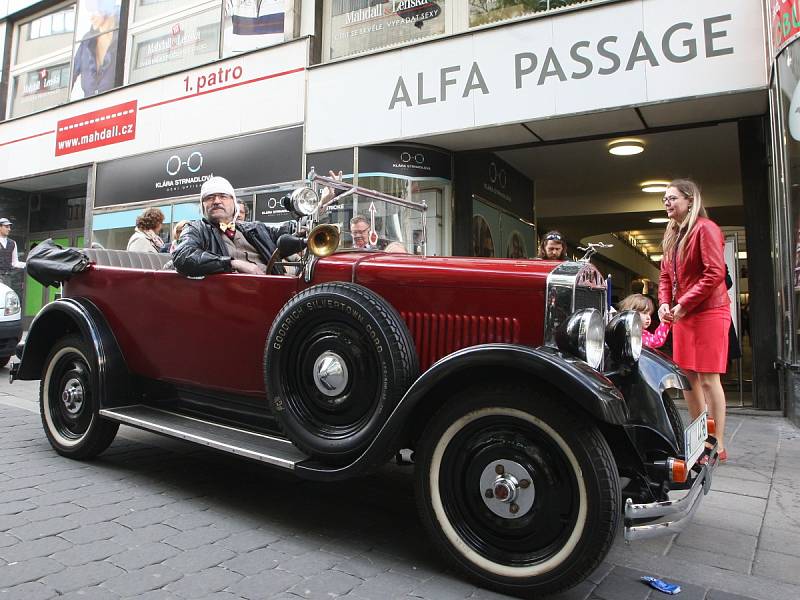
[641,576,682,595]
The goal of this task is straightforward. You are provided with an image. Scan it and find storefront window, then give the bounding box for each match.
[469,0,597,28]
[222,0,291,57]
[10,62,72,118]
[132,0,200,24]
[327,0,446,60]
[128,8,221,83]
[71,0,123,99]
[14,4,76,65]
[776,42,800,361]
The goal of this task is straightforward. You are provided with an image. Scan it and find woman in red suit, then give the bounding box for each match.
[658,179,730,462]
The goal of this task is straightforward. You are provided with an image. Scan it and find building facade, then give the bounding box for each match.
[1,0,797,423]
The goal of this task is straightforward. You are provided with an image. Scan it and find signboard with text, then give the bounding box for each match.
[307,0,766,152]
[771,0,800,57]
[55,100,137,156]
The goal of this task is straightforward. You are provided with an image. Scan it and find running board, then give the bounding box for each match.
[99,405,307,469]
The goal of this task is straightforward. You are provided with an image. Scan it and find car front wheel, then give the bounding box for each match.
[40,335,118,459]
[415,383,620,597]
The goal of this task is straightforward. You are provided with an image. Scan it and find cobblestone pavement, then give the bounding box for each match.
[1,374,799,600]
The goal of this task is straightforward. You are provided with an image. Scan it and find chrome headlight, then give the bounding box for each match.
[288,187,320,216]
[605,310,643,363]
[555,308,605,369]
[4,290,19,316]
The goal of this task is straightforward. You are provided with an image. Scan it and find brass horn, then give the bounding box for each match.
[307,224,340,257]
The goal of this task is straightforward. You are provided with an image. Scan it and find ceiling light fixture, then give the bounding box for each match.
[641,180,670,193]
[650,254,663,262]
[608,139,645,156]
[649,217,669,224]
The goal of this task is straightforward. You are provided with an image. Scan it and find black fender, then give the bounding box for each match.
[295,343,628,480]
[612,348,690,457]
[14,298,130,408]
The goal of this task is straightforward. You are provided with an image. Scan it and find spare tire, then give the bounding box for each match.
[264,282,418,464]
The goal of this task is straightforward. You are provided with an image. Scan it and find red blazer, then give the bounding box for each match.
[658,217,730,315]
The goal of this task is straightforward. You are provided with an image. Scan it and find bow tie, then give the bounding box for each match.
[219,222,236,239]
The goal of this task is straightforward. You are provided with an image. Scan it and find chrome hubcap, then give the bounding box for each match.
[480,459,535,519]
[61,378,84,415]
[313,351,348,398]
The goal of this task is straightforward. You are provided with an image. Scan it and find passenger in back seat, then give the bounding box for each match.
[172,176,294,277]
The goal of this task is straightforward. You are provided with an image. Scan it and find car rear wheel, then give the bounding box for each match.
[265,282,418,464]
[414,383,620,597]
[40,335,118,459]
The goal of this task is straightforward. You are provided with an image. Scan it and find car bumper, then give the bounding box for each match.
[0,319,22,356]
[623,445,718,541]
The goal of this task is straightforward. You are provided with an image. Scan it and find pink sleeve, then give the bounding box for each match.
[646,322,671,349]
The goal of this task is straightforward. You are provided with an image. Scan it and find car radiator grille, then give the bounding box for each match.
[401,312,521,371]
[574,286,606,314]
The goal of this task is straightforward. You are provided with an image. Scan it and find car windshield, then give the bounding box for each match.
[312,174,428,256]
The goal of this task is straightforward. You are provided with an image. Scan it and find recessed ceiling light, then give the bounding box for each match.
[650,254,663,262]
[648,217,669,224]
[608,139,645,156]
[641,180,670,193]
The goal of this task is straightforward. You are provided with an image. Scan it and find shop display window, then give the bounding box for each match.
[131,0,201,24]
[222,0,292,57]
[326,0,447,60]
[468,0,596,28]
[14,4,76,66]
[776,42,800,361]
[10,62,72,118]
[128,7,221,83]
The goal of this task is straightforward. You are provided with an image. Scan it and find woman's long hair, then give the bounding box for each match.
[661,179,708,259]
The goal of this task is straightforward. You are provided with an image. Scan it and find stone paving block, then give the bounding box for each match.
[65,504,132,526]
[57,585,123,599]
[667,544,752,574]
[103,564,184,596]
[215,529,280,553]
[127,590,183,600]
[0,488,45,504]
[0,580,58,600]
[701,491,768,516]
[221,547,289,576]
[333,553,390,580]
[114,506,181,529]
[692,505,763,537]
[119,494,176,512]
[268,536,318,557]
[592,566,651,600]
[40,561,126,594]
[109,523,180,548]
[406,573,478,600]
[349,570,420,599]
[108,542,182,570]
[278,550,340,577]
[73,490,137,509]
[227,569,304,598]
[706,591,763,600]
[19,502,83,521]
[162,511,219,531]
[161,545,235,573]
[50,539,126,566]
[710,476,771,499]
[163,525,230,550]
[758,525,800,558]
[0,534,17,549]
[673,526,757,559]
[288,569,362,599]
[0,501,37,516]
[7,517,79,541]
[0,515,29,533]
[0,535,72,561]
[165,567,244,597]
[585,561,614,585]
[60,521,130,544]
[547,580,595,600]
[752,549,800,585]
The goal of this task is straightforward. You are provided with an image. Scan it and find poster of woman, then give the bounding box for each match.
[71,0,121,99]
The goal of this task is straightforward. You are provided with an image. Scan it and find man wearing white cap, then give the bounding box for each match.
[172,176,293,277]
[0,219,25,269]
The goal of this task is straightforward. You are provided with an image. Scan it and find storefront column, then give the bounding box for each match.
[740,117,780,410]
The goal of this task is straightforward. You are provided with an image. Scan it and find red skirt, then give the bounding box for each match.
[672,305,731,373]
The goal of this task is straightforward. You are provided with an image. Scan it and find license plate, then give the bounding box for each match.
[684,411,708,469]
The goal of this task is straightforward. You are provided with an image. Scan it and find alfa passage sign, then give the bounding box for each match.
[307,0,766,151]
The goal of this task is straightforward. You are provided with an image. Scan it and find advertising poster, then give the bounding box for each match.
[772,0,800,58]
[223,0,287,57]
[329,0,445,60]
[472,198,500,258]
[499,211,534,259]
[70,0,122,100]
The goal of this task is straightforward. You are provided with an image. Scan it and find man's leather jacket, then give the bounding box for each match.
[172,218,294,277]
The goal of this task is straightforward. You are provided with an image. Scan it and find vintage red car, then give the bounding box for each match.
[13,173,718,598]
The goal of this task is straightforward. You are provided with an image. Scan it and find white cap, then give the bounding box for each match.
[200,176,236,201]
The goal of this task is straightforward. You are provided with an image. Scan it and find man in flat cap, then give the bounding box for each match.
[172,176,294,277]
[0,219,26,270]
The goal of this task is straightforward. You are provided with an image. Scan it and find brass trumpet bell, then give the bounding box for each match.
[307,224,340,257]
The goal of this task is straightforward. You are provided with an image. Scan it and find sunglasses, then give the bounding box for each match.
[545,234,563,241]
